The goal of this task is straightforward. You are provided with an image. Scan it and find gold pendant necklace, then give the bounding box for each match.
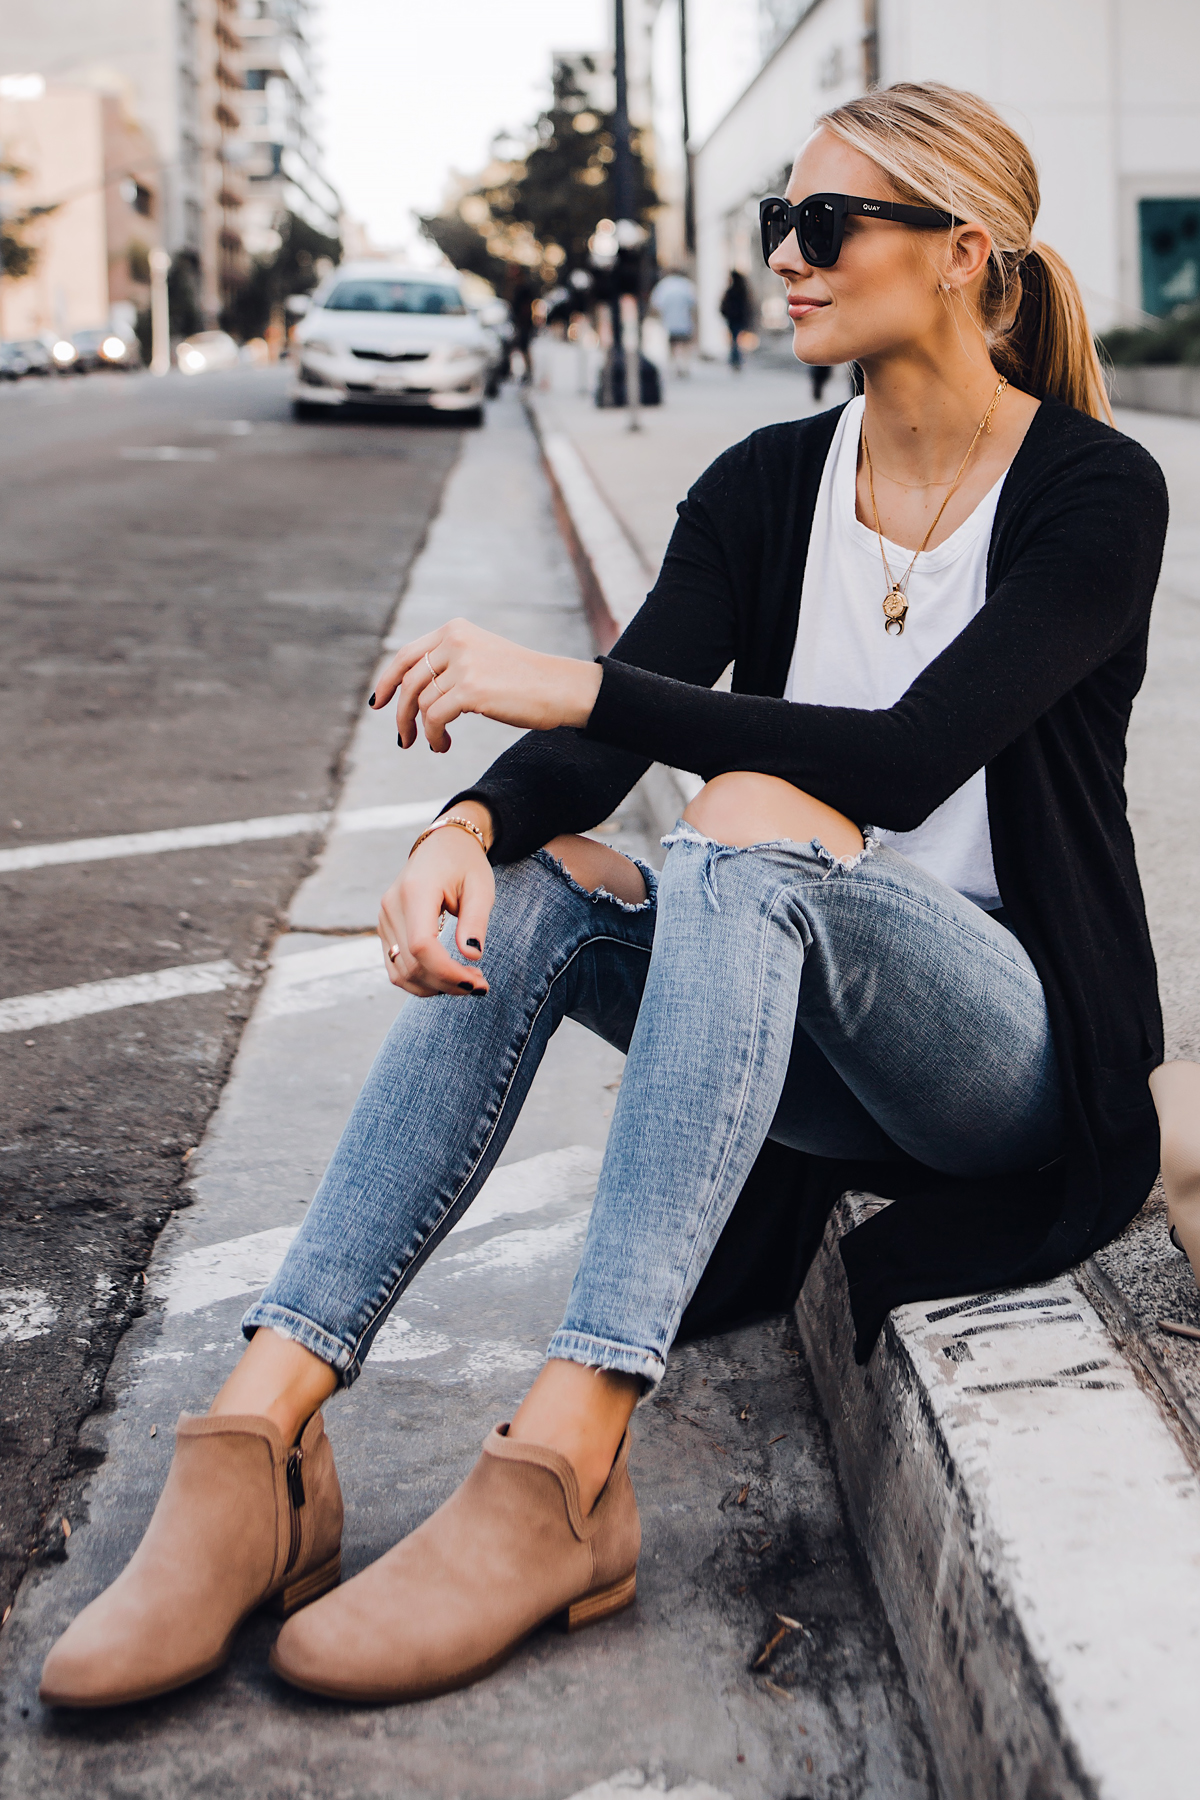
[863,378,1008,636]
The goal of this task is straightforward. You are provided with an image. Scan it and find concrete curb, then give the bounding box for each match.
[530,396,1200,1800]
[797,1198,1200,1800]
[524,393,701,825]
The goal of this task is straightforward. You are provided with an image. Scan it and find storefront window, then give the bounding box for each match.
[1139,198,1200,316]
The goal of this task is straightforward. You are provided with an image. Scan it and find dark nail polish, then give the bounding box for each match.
[397,733,403,747]
[466,937,481,951]
[368,691,376,708]
[458,981,479,993]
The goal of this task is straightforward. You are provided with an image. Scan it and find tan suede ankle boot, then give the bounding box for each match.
[270,1422,639,1703]
[39,1409,342,1708]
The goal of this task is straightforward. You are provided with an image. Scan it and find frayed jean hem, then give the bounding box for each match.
[546,1327,666,1391]
[662,817,879,873]
[241,1301,360,1386]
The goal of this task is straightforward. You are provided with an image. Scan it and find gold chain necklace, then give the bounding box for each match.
[863,378,1008,636]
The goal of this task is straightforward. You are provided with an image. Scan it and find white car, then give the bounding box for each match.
[177,331,241,375]
[290,263,488,423]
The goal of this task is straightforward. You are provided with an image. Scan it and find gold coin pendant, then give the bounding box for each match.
[882,587,908,635]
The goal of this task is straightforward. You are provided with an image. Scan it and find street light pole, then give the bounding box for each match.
[149,247,171,375]
[680,0,695,259]
[612,0,642,430]
[612,0,635,226]
[0,172,9,343]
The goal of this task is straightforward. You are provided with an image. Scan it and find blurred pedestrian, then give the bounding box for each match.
[508,273,537,385]
[719,270,750,370]
[649,269,697,375]
[809,363,832,403]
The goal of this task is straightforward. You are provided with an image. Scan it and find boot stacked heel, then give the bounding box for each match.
[267,1551,343,1620]
[554,1568,638,1633]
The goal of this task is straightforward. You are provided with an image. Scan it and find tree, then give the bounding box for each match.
[0,219,36,280]
[0,154,44,280]
[133,249,203,363]
[219,211,342,342]
[420,57,657,291]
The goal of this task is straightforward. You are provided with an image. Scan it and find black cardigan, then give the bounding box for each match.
[455,397,1169,1359]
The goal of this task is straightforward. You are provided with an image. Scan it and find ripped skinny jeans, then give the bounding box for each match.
[244,825,1062,1389]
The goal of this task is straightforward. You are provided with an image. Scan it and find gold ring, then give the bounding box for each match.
[387,943,400,963]
[423,651,445,697]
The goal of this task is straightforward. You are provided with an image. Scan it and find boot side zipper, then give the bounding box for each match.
[284,1448,305,1574]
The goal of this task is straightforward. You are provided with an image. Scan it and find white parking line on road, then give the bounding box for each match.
[0,959,249,1035]
[157,1222,299,1317]
[255,935,385,1020]
[440,1212,589,1277]
[0,798,446,874]
[119,446,218,462]
[337,801,447,836]
[0,1286,58,1344]
[155,1145,603,1317]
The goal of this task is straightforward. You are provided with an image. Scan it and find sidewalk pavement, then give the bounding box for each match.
[527,358,1200,1800]
[0,390,936,1800]
[529,344,851,584]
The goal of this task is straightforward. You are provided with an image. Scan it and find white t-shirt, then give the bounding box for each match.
[784,394,1007,909]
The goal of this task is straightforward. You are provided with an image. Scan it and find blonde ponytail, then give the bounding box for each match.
[819,83,1113,424]
[991,243,1112,422]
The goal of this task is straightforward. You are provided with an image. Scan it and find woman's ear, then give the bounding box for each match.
[945,222,993,295]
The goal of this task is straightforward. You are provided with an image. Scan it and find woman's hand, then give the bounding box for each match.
[371,619,603,754]
[378,804,496,997]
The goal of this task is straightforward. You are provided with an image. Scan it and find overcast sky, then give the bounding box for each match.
[315,0,609,254]
[313,0,763,256]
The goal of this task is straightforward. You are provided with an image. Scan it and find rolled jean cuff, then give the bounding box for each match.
[545,1327,666,1392]
[241,1301,360,1387]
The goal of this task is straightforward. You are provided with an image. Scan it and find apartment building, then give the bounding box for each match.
[0,78,161,339]
[236,0,339,258]
[0,0,337,332]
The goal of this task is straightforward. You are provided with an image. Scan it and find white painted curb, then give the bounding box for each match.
[531,394,1200,1800]
[799,1196,1200,1800]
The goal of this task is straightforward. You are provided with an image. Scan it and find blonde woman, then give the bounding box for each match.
[43,83,1170,1709]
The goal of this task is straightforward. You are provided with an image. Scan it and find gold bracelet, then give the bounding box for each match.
[408,814,490,860]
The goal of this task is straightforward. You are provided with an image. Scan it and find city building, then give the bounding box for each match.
[236,0,340,259]
[195,0,249,321]
[0,0,338,334]
[0,77,161,340]
[649,0,1200,356]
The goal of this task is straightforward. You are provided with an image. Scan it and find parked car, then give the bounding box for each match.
[473,299,510,399]
[290,262,489,423]
[176,330,240,375]
[0,338,53,379]
[62,328,143,372]
[19,337,54,375]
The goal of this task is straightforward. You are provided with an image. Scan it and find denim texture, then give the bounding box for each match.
[244,827,1062,1388]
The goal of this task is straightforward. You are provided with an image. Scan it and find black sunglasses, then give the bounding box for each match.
[759,192,961,268]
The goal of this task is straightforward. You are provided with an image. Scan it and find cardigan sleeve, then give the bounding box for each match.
[583,434,1169,832]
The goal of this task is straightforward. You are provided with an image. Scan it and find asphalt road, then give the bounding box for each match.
[0,366,462,1617]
